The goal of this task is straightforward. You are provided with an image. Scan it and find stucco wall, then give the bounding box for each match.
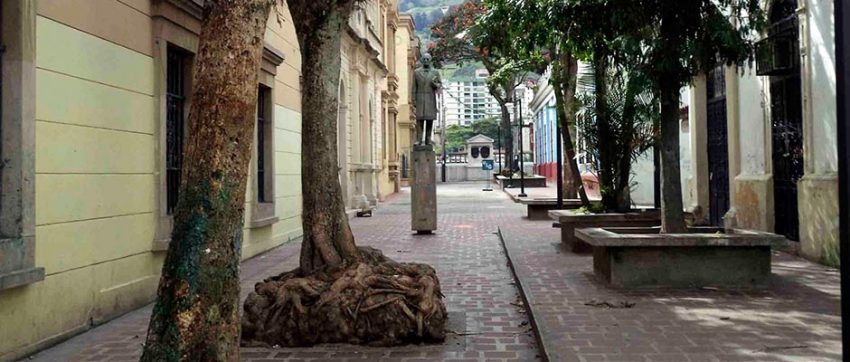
[0,1,304,359]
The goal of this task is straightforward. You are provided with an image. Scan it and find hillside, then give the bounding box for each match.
[399,0,464,45]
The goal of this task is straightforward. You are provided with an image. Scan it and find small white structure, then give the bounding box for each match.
[441,134,497,182]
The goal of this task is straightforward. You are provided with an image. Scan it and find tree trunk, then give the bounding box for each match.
[552,52,589,205]
[141,1,272,360]
[658,74,687,232]
[498,98,513,171]
[241,1,447,347]
[593,46,617,212]
[615,76,640,213]
[290,1,360,274]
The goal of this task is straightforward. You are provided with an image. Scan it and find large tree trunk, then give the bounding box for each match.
[292,1,359,274]
[552,52,589,205]
[241,2,447,347]
[658,74,687,232]
[141,1,272,360]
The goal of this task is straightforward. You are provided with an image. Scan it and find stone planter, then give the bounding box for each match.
[496,175,547,189]
[548,209,660,253]
[575,226,787,289]
[519,199,583,220]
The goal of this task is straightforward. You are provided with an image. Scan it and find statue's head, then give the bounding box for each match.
[421,54,433,69]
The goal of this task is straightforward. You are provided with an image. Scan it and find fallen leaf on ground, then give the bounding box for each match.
[584,299,635,309]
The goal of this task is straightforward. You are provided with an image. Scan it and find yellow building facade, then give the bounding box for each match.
[395,14,420,186]
[0,1,304,359]
[338,0,403,211]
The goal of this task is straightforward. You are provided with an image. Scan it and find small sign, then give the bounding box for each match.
[482,159,495,171]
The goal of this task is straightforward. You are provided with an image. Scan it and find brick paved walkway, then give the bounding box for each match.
[500,220,842,362]
[27,183,540,362]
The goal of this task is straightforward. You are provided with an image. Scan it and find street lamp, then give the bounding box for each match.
[515,88,527,198]
[834,0,849,355]
[497,124,502,173]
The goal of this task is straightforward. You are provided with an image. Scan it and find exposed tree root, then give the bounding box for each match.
[242,247,447,347]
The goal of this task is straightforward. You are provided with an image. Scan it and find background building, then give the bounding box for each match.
[395,14,420,186]
[440,69,501,127]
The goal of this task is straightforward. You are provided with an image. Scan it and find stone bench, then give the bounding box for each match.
[549,209,660,253]
[496,175,547,189]
[575,226,787,289]
[518,199,583,220]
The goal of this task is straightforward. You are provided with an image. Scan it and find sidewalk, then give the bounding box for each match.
[500,220,841,362]
[27,183,540,362]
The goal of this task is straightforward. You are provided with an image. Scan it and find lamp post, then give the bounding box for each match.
[516,88,527,198]
[441,92,447,183]
[555,110,564,209]
[497,124,502,173]
[834,0,849,355]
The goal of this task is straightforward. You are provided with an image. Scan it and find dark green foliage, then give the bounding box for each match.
[443,117,500,152]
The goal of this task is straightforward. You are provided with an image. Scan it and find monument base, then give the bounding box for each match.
[412,144,437,233]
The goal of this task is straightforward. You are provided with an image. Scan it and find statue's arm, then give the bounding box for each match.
[433,72,442,90]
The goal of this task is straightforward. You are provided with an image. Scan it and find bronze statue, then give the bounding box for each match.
[412,54,442,145]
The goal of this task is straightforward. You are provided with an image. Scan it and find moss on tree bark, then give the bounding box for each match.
[141,1,274,360]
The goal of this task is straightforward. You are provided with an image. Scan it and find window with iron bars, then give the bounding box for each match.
[257,85,271,203]
[166,47,189,215]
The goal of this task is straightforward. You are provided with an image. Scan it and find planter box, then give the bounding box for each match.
[519,199,583,220]
[549,209,660,253]
[496,175,547,189]
[575,226,786,289]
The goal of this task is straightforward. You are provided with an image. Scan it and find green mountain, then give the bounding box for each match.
[399,0,464,43]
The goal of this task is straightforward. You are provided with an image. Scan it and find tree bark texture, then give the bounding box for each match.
[142,1,273,361]
[241,1,447,347]
[552,53,590,205]
[289,1,360,274]
[658,74,687,232]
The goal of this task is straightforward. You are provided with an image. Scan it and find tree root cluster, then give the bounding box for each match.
[242,247,447,347]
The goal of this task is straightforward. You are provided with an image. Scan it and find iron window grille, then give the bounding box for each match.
[257,85,270,203]
[166,47,189,215]
[756,15,799,76]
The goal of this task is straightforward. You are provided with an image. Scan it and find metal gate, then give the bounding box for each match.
[759,0,803,241]
[706,66,730,226]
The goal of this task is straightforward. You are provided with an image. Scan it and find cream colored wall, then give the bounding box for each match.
[0,2,303,359]
[395,20,415,183]
[243,6,304,259]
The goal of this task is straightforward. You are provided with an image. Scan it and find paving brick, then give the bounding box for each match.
[500,211,842,362]
[27,183,540,361]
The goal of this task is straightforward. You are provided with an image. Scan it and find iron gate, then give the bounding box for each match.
[762,0,803,241]
[706,66,730,226]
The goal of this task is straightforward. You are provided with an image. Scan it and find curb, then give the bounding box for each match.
[497,227,552,362]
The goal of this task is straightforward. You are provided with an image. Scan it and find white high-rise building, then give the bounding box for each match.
[439,69,501,127]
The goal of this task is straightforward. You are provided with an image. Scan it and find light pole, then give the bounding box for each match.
[440,91,447,182]
[516,88,527,198]
[555,108,564,209]
[497,124,502,173]
[834,0,848,356]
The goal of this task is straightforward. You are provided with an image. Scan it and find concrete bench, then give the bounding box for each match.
[496,175,547,189]
[518,199,583,220]
[575,226,787,289]
[549,209,660,253]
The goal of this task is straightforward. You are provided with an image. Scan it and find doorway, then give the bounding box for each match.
[706,66,730,226]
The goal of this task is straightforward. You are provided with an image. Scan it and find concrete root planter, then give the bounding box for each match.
[575,226,787,289]
[496,175,547,189]
[548,209,661,253]
[519,199,583,220]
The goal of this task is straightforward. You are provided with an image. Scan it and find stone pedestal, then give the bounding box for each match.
[411,145,437,233]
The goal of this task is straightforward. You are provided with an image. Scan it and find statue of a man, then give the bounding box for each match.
[412,54,442,145]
